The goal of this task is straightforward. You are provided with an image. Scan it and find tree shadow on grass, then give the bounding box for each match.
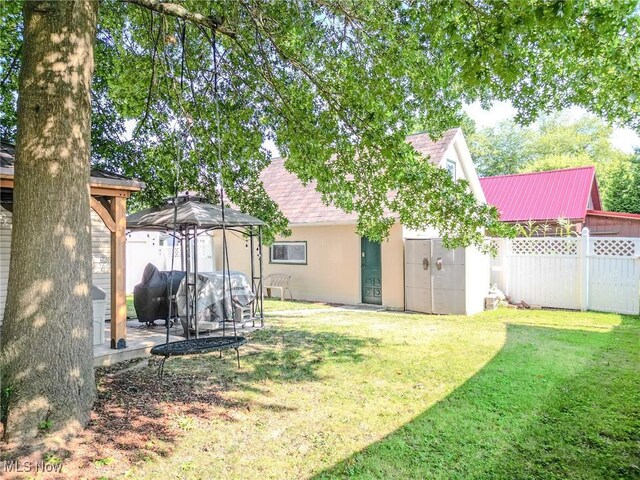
[166,326,380,385]
[0,361,235,477]
[0,326,377,478]
[244,327,378,382]
[314,315,640,480]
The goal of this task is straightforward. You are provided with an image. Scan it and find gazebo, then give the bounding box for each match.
[126,195,266,334]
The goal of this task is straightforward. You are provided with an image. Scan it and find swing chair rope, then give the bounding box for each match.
[165,20,189,346]
[153,20,247,374]
[212,31,239,340]
[164,24,238,343]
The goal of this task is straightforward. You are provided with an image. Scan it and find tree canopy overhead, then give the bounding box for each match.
[2,0,640,244]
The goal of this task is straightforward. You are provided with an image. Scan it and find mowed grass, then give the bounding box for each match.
[126,294,136,318]
[263,298,336,312]
[123,308,639,480]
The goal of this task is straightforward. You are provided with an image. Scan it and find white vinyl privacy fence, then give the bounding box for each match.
[490,230,640,315]
[126,232,215,294]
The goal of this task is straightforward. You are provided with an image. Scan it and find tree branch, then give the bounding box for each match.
[134,11,162,137]
[312,0,364,24]
[122,0,237,38]
[1,45,22,88]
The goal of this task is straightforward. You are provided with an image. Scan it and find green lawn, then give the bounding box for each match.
[113,307,639,480]
[263,298,336,312]
[126,294,136,318]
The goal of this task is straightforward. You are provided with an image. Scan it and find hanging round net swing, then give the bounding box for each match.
[125,28,265,377]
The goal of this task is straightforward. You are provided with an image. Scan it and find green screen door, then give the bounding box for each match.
[361,237,382,305]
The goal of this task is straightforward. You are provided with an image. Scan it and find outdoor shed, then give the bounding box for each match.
[404,238,488,315]
[584,210,640,237]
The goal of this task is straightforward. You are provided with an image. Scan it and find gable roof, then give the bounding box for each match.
[479,166,602,222]
[261,128,461,225]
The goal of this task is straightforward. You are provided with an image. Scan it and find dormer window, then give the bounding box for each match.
[446,159,456,181]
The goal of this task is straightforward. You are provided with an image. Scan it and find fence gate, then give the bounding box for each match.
[490,231,640,315]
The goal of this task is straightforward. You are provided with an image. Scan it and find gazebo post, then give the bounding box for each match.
[109,196,127,349]
[184,226,191,340]
[249,227,256,326]
[258,225,264,327]
[180,230,185,270]
[126,196,266,336]
[193,226,199,338]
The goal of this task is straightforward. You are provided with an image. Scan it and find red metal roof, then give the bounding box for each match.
[261,129,460,225]
[479,166,601,222]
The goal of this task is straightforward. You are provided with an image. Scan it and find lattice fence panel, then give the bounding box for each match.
[511,238,578,256]
[592,239,636,257]
[489,239,501,254]
[157,246,181,258]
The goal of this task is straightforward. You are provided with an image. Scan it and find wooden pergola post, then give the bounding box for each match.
[109,196,127,349]
[90,194,129,349]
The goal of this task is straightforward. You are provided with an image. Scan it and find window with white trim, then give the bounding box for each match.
[446,159,456,181]
[270,241,307,264]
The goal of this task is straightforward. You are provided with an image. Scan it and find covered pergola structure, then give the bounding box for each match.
[126,195,266,333]
[0,142,144,350]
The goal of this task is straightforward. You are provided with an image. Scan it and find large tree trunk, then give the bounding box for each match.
[1,0,98,444]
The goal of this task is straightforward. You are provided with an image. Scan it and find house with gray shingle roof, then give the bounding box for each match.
[244,128,487,309]
[262,128,485,227]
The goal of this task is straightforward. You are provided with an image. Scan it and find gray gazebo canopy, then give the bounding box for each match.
[126,195,264,231]
[126,194,265,336]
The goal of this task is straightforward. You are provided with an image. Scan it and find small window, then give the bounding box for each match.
[446,159,456,181]
[270,241,307,264]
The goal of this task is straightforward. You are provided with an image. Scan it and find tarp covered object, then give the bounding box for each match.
[176,271,255,327]
[134,263,186,324]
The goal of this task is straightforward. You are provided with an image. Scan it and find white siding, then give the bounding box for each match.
[0,208,113,323]
[403,135,483,240]
[91,209,112,318]
[0,208,11,321]
[439,143,468,182]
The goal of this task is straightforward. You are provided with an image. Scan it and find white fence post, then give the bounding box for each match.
[503,238,511,297]
[579,227,590,311]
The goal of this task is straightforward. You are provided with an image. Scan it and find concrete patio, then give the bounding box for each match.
[93,319,263,367]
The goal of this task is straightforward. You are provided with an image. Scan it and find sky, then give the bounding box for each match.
[464,101,640,154]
